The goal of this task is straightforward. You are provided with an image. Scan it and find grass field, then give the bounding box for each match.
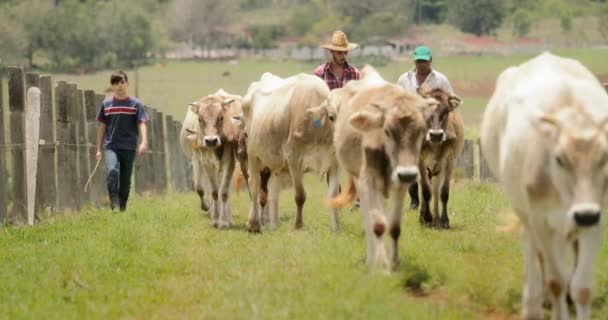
[2,178,608,319]
[2,48,608,319]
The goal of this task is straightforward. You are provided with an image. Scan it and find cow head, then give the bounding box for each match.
[349,92,430,187]
[535,106,608,229]
[189,95,236,149]
[418,87,461,144]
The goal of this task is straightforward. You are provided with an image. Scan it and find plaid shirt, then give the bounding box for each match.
[314,61,360,90]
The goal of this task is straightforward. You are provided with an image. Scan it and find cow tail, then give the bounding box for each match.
[233,164,244,194]
[326,176,357,209]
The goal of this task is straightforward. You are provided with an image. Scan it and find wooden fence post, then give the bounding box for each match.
[8,66,27,224]
[75,89,90,204]
[455,139,475,179]
[155,109,168,192]
[36,75,57,212]
[84,90,104,205]
[166,115,178,191]
[25,87,41,225]
[56,81,73,210]
[135,106,153,194]
[175,120,193,191]
[478,138,497,182]
[25,73,41,225]
[0,68,7,223]
[66,83,80,209]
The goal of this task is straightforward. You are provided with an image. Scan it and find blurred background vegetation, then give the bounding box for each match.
[0,0,607,73]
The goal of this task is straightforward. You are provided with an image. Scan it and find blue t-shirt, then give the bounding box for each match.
[96,96,149,151]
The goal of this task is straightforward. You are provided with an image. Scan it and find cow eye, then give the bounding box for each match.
[384,128,391,137]
[219,115,224,122]
[555,155,568,169]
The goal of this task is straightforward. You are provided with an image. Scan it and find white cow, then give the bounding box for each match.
[481,52,608,320]
[239,73,340,232]
[180,89,243,228]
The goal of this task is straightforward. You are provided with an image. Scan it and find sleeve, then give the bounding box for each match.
[96,102,107,123]
[313,65,323,78]
[136,102,150,123]
[442,76,455,94]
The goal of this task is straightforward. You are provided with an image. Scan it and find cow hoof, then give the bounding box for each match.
[200,201,209,212]
[294,222,304,230]
[439,221,450,229]
[247,220,262,233]
[409,202,419,210]
[212,221,219,228]
[218,221,231,229]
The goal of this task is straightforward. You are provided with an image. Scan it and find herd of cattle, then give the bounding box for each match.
[179,52,608,319]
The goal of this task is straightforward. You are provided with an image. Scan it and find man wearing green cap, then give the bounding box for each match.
[397,46,453,94]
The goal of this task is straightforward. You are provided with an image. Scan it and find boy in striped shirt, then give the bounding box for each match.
[96,71,149,212]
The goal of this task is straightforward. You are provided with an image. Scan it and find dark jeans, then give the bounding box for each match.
[104,149,136,211]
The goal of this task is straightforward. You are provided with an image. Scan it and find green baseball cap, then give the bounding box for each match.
[413,46,432,61]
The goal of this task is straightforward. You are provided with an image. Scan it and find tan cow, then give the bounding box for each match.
[408,87,464,229]
[180,89,243,229]
[240,73,339,232]
[329,66,434,270]
[481,52,608,320]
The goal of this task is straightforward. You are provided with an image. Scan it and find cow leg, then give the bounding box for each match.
[536,228,568,320]
[431,175,441,228]
[246,161,262,233]
[521,227,544,320]
[439,163,452,229]
[327,164,341,231]
[408,182,419,209]
[418,164,433,226]
[287,157,306,230]
[206,169,220,228]
[267,174,281,230]
[192,154,209,213]
[218,148,236,229]
[259,169,271,227]
[570,225,602,320]
[388,184,406,269]
[358,177,388,271]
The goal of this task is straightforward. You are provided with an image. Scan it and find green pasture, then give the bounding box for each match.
[3,178,608,319]
[44,48,608,129]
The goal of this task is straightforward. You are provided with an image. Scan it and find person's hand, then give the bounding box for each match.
[96,150,102,161]
[137,141,148,155]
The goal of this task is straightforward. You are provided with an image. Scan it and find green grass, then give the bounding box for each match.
[3,178,608,319]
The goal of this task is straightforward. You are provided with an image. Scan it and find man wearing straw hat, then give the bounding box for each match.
[314,30,360,90]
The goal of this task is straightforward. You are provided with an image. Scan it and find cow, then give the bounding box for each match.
[408,87,464,229]
[180,89,243,229]
[480,52,608,320]
[239,72,340,232]
[328,66,435,270]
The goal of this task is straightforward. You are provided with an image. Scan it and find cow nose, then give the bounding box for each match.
[204,136,219,147]
[574,210,601,227]
[428,130,444,143]
[395,166,418,184]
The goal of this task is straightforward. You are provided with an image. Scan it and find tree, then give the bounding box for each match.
[169,0,238,50]
[448,0,505,36]
[511,9,532,37]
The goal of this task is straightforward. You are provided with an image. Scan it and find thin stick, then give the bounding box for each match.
[84,157,102,192]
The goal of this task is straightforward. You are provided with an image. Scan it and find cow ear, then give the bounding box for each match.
[349,111,383,132]
[231,114,244,127]
[189,102,199,114]
[222,98,235,107]
[448,95,462,111]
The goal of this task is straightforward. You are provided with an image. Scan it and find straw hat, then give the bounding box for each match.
[320,31,358,52]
